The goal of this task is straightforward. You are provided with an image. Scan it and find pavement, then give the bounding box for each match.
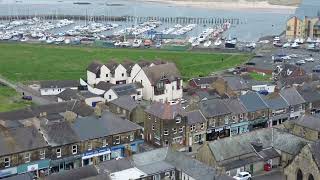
[253,170,286,180]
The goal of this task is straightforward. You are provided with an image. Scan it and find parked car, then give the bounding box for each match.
[233,172,252,180]
[313,65,320,73]
[305,57,314,62]
[296,60,306,65]
[289,54,298,58]
[22,95,32,101]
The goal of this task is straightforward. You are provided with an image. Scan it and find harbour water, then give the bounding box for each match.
[0,0,319,41]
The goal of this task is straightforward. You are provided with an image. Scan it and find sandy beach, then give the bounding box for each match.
[137,0,298,12]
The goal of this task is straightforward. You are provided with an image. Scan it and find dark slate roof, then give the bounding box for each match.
[186,110,207,125]
[310,140,320,168]
[143,63,180,85]
[95,81,114,91]
[41,121,80,146]
[109,96,138,111]
[0,109,34,121]
[137,60,151,67]
[97,158,134,174]
[122,61,135,74]
[297,86,320,103]
[87,61,103,74]
[193,90,219,101]
[40,80,80,89]
[280,87,305,106]
[208,128,310,162]
[263,93,288,110]
[105,60,119,74]
[222,76,248,91]
[294,115,320,131]
[145,102,186,120]
[133,147,220,180]
[70,101,95,117]
[239,92,268,112]
[46,165,98,180]
[199,99,231,118]
[71,112,142,141]
[223,98,247,114]
[0,126,48,156]
[191,76,216,86]
[56,88,83,101]
[111,83,138,96]
[45,113,64,121]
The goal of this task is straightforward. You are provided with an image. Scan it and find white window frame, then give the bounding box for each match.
[179,126,184,133]
[115,135,120,145]
[152,124,155,130]
[129,133,134,142]
[190,125,195,132]
[164,129,169,136]
[200,123,205,129]
[172,128,177,134]
[176,117,181,124]
[102,139,108,147]
[40,150,45,160]
[24,152,31,163]
[72,145,77,155]
[4,157,10,168]
[56,148,62,158]
[87,142,92,150]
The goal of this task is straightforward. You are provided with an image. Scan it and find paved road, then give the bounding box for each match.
[253,171,286,180]
[0,76,54,105]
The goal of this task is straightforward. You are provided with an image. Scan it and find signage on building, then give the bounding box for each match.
[82,147,111,159]
[0,167,17,178]
[27,164,39,172]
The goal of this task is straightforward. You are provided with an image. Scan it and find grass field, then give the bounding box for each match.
[0,85,33,112]
[249,72,272,82]
[0,43,251,82]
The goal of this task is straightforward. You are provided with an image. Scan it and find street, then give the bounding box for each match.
[253,171,286,180]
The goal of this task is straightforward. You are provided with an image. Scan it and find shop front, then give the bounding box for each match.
[206,125,231,141]
[0,167,17,178]
[82,147,111,166]
[17,159,50,178]
[249,118,268,130]
[50,155,82,174]
[230,121,249,136]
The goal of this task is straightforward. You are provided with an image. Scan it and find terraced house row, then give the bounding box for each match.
[0,102,143,178]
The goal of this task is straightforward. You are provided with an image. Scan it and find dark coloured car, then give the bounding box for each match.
[22,95,32,101]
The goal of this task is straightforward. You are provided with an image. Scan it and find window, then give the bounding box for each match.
[109,95,112,99]
[190,125,195,132]
[115,135,120,144]
[72,145,77,155]
[164,129,169,135]
[87,142,92,150]
[176,116,181,124]
[4,157,10,168]
[299,105,303,111]
[56,148,61,158]
[240,114,243,119]
[137,91,141,95]
[129,133,134,142]
[107,81,110,83]
[106,74,108,77]
[152,124,155,130]
[40,150,45,160]
[318,132,320,139]
[148,114,151,119]
[224,116,229,125]
[179,126,184,133]
[102,139,108,147]
[164,140,169,146]
[291,108,294,113]
[232,116,236,120]
[24,152,30,163]
[172,128,177,134]
[200,123,205,129]
[121,73,124,77]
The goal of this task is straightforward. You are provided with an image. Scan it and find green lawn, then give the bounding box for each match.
[249,72,272,82]
[0,43,251,82]
[0,86,33,112]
